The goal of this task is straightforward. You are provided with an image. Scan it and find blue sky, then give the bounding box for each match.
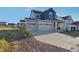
[0,7,79,23]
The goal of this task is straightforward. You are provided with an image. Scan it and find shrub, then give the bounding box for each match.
[23,22,30,37]
[0,38,8,52]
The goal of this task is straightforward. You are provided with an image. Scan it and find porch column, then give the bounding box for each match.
[55,21,58,31]
[51,21,54,32]
[54,21,57,31]
[36,20,38,31]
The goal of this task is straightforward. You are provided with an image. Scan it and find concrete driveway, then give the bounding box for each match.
[33,32,79,52]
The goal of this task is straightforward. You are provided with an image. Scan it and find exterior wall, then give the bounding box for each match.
[61,20,73,31]
[40,8,56,20]
[57,22,64,31]
[68,25,77,31]
[64,16,73,25]
[63,22,69,31]
[67,16,73,22]
[74,25,79,31]
[77,25,79,30]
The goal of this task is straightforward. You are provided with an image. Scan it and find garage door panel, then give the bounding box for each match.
[38,25,51,31]
[28,24,36,32]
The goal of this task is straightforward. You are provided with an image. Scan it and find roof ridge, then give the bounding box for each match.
[32,9,43,13]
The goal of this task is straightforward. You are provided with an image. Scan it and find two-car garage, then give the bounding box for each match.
[28,24,53,32]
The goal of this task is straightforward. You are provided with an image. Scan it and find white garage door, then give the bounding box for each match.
[28,24,36,32]
[38,25,51,31]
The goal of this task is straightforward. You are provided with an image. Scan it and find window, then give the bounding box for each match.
[36,14,40,19]
[71,27,76,31]
[37,15,40,18]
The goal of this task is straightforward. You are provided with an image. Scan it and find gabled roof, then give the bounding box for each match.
[40,8,56,18]
[60,16,73,21]
[32,10,43,14]
[41,8,56,15]
[60,16,70,20]
[32,8,56,14]
[46,8,56,13]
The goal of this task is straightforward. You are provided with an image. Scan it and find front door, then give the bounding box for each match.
[71,27,76,31]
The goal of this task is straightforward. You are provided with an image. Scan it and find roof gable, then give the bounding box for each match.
[32,10,43,14]
[47,8,56,13]
[41,8,56,14]
[61,16,70,20]
[60,16,73,21]
[40,8,56,20]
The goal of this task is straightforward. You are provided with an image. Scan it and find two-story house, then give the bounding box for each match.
[25,8,77,32]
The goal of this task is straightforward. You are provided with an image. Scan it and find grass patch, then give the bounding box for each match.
[0,30,26,42]
[61,31,79,37]
[0,27,19,30]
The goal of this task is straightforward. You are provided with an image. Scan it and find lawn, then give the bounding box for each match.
[61,31,79,37]
[0,27,19,30]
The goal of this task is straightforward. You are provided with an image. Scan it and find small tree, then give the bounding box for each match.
[23,22,30,37]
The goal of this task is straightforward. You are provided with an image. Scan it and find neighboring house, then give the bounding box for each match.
[17,23,22,28]
[19,20,27,29]
[8,23,16,27]
[0,22,7,27]
[25,8,78,32]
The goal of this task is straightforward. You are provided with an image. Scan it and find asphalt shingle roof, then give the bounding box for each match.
[32,10,43,14]
[60,16,70,20]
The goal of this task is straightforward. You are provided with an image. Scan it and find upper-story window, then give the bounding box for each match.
[49,12,53,19]
[37,15,40,18]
